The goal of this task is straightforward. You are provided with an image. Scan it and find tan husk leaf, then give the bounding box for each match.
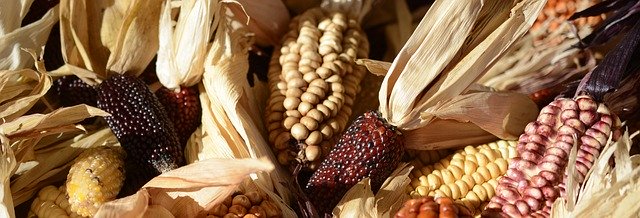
[95,158,274,217]
[333,163,413,217]
[0,104,108,141]
[551,130,640,217]
[10,128,117,206]
[378,0,545,130]
[59,0,161,80]
[0,68,51,122]
[232,0,290,46]
[156,0,215,89]
[0,135,17,218]
[0,4,58,71]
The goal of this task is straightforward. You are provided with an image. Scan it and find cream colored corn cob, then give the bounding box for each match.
[205,188,283,218]
[29,185,83,218]
[408,140,518,213]
[66,146,125,217]
[265,7,369,171]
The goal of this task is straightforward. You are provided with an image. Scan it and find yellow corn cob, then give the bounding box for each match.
[408,140,517,212]
[66,146,125,217]
[29,185,84,218]
[265,7,369,171]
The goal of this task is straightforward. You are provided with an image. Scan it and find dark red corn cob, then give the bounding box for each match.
[482,95,620,217]
[304,110,404,215]
[52,75,98,107]
[155,86,201,146]
[395,196,473,218]
[97,75,185,193]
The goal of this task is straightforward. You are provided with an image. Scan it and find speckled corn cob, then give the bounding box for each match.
[66,146,125,217]
[205,188,283,218]
[29,185,83,218]
[265,7,369,171]
[408,141,518,213]
[483,95,620,217]
[395,196,473,218]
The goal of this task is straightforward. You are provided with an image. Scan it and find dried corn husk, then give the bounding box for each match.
[551,130,640,217]
[0,0,58,71]
[59,0,161,81]
[94,158,284,217]
[0,135,17,218]
[332,163,413,217]
[233,0,290,46]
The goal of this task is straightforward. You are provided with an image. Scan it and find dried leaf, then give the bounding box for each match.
[378,0,546,130]
[0,69,51,122]
[97,158,274,217]
[0,105,109,141]
[156,0,215,89]
[0,134,17,218]
[357,59,390,76]
[233,0,290,46]
[404,119,498,150]
[0,4,58,71]
[0,0,35,36]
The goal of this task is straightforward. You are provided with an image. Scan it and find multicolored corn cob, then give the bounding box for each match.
[265,7,369,171]
[305,110,404,215]
[483,95,620,217]
[66,146,125,217]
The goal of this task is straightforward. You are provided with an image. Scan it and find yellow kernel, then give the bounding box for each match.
[450,159,464,169]
[438,185,452,197]
[471,172,486,184]
[464,160,478,175]
[455,180,470,197]
[427,174,442,189]
[482,182,496,199]
[486,162,501,178]
[464,146,478,154]
[448,183,461,199]
[477,166,492,181]
[433,163,445,170]
[438,158,450,168]
[441,170,455,184]
[416,186,429,196]
[472,185,488,201]
[475,153,490,166]
[448,165,464,180]
[460,175,475,189]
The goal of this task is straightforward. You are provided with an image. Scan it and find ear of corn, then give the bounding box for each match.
[66,146,126,217]
[305,110,404,215]
[395,196,474,218]
[155,85,202,146]
[96,75,185,194]
[205,187,283,218]
[29,185,84,218]
[408,140,518,214]
[52,75,98,107]
[483,95,620,217]
[265,7,369,171]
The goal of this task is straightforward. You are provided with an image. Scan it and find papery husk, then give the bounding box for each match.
[232,0,290,47]
[59,0,161,81]
[0,135,17,218]
[0,2,58,71]
[156,0,215,89]
[551,130,640,217]
[479,21,597,93]
[0,68,51,122]
[185,1,295,216]
[10,128,116,206]
[95,158,277,217]
[332,163,413,217]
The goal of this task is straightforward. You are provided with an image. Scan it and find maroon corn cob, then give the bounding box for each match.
[483,95,620,217]
[52,75,98,107]
[155,85,201,146]
[304,110,404,215]
[395,196,473,218]
[97,75,185,194]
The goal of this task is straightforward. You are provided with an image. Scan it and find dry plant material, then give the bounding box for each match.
[28,185,82,218]
[66,146,125,217]
[265,6,370,171]
[408,140,518,214]
[395,196,473,218]
[530,0,602,37]
[96,75,185,194]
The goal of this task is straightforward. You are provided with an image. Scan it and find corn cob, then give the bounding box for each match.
[52,75,98,107]
[531,0,602,34]
[305,110,403,215]
[96,75,185,194]
[408,141,517,213]
[29,185,84,218]
[155,85,201,146]
[265,7,369,171]
[66,146,125,217]
[395,196,473,218]
[205,189,283,218]
[483,95,620,217]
